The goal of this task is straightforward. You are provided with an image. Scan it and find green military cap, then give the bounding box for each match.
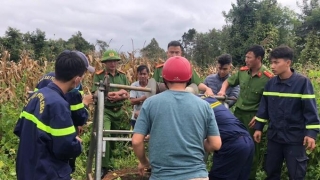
[101,49,121,62]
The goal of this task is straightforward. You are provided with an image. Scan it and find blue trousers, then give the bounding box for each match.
[209,135,254,180]
[264,140,308,180]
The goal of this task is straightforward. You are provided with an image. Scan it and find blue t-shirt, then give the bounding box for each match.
[134,90,220,180]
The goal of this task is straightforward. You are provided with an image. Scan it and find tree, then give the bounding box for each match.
[0,27,24,62]
[140,38,166,60]
[180,28,197,59]
[67,31,94,52]
[29,29,47,60]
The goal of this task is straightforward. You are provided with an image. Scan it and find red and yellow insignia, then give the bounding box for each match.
[240,66,249,71]
[263,71,274,78]
[257,72,262,77]
[96,70,104,75]
[109,52,114,57]
[156,64,164,68]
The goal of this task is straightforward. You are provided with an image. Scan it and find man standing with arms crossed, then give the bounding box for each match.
[92,49,130,178]
[218,45,273,179]
[153,40,213,95]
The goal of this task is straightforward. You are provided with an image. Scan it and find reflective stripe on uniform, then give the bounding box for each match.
[79,90,84,96]
[70,103,85,111]
[255,116,268,123]
[306,124,320,129]
[263,92,315,99]
[210,101,221,109]
[34,88,39,92]
[20,111,76,136]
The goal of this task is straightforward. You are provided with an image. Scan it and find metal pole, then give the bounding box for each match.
[86,99,99,180]
[109,83,151,92]
[94,82,105,180]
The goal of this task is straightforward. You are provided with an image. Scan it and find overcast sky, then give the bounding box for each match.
[1,0,300,53]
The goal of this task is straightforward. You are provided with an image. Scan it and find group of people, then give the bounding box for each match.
[13,40,320,180]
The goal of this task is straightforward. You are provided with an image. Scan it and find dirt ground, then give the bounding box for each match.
[103,168,150,180]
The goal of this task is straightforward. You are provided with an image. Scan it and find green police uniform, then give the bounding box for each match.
[153,64,201,85]
[92,50,129,171]
[227,65,273,180]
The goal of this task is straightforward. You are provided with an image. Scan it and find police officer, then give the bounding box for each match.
[218,45,273,179]
[153,40,214,95]
[92,49,129,178]
[200,95,254,180]
[253,46,320,180]
[14,50,86,180]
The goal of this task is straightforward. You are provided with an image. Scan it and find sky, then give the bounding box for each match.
[0,0,300,53]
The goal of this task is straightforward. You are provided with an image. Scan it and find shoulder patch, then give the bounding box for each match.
[155,64,164,68]
[263,71,274,78]
[95,70,104,75]
[240,66,249,71]
[117,70,126,74]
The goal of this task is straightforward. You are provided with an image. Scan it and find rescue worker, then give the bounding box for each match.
[91,49,129,178]
[253,46,320,180]
[203,54,240,108]
[200,95,254,180]
[34,51,94,173]
[217,45,273,179]
[153,40,214,95]
[14,50,86,180]
[129,65,149,129]
[132,56,221,180]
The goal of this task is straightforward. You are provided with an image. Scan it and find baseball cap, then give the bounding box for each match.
[75,51,95,73]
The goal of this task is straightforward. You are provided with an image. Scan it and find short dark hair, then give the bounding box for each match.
[246,45,265,60]
[269,45,294,61]
[217,54,232,66]
[137,65,149,73]
[55,50,87,82]
[167,41,183,51]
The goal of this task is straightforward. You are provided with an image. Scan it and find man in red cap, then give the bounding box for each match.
[132,56,221,180]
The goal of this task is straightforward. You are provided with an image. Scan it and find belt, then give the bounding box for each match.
[105,106,121,111]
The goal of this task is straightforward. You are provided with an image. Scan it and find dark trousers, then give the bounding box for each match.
[209,135,255,180]
[264,140,308,180]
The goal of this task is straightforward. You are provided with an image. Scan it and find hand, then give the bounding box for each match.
[77,126,84,135]
[204,88,214,96]
[107,92,122,103]
[76,136,82,143]
[253,130,262,143]
[217,91,225,96]
[248,117,256,129]
[304,136,316,152]
[138,159,150,176]
[83,94,93,106]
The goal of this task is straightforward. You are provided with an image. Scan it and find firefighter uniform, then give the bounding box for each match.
[35,72,89,127]
[200,95,255,180]
[35,72,89,172]
[92,69,129,169]
[227,65,273,179]
[14,82,82,180]
[254,69,320,179]
[153,64,201,85]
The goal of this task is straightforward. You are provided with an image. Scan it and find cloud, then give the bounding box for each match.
[0,0,299,53]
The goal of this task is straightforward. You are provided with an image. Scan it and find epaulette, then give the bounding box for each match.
[263,70,274,78]
[155,64,164,68]
[95,70,104,75]
[240,66,249,71]
[117,69,126,74]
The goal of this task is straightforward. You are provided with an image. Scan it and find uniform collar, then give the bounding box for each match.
[106,70,120,76]
[274,68,296,86]
[248,65,266,78]
[47,82,67,99]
